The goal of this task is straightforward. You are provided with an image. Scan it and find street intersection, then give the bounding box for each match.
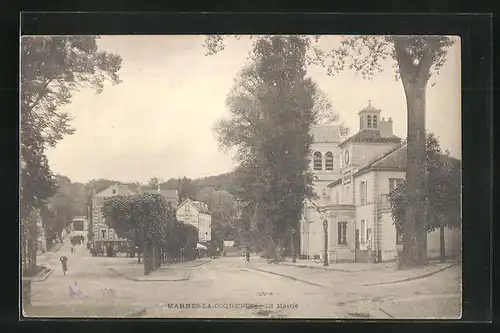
[24,241,461,319]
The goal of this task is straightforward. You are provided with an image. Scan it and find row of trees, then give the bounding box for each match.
[101,193,199,275]
[20,36,123,276]
[205,35,456,267]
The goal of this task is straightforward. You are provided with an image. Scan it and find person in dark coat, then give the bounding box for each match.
[60,256,68,275]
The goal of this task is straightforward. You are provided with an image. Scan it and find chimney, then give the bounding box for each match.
[379,116,394,138]
[157,184,161,194]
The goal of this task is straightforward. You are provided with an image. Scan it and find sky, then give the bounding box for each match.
[44,35,461,184]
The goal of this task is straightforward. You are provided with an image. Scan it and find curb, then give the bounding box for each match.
[31,269,54,283]
[108,268,190,282]
[124,308,147,317]
[165,259,212,269]
[363,263,458,286]
[248,267,325,288]
[280,263,356,273]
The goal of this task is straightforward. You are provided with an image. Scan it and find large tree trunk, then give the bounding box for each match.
[440,225,446,262]
[399,76,428,268]
[143,240,151,275]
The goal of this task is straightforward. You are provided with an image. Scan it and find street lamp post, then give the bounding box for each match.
[292,228,296,263]
[323,220,329,266]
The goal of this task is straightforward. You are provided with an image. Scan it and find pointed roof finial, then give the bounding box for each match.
[368,99,372,106]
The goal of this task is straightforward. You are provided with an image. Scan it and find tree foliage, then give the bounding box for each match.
[101,193,198,266]
[213,36,331,259]
[196,187,239,246]
[389,133,461,233]
[20,36,123,273]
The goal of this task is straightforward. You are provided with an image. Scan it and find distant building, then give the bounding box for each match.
[300,102,461,263]
[88,184,180,247]
[176,199,212,243]
[69,216,88,241]
[89,184,136,248]
[141,185,179,208]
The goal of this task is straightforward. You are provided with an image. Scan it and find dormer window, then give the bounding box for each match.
[112,189,117,194]
[367,115,372,128]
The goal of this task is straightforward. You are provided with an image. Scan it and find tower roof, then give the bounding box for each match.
[358,100,382,114]
[339,130,402,148]
[310,124,341,143]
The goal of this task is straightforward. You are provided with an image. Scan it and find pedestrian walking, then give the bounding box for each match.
[246,251,250,263]
[71,246,75,254]
[60,256,68,275]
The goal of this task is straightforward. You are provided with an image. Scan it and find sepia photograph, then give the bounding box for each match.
[20,34,462,319]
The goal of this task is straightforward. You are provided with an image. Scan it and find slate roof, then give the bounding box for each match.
[339,130,402,148]
[143,189,179,207]
[310,124,341,143]
[95,184,136,197]
[177,199,211,214]
[192,201,210,214]
[356,144,407,173]
[328,144,461,187]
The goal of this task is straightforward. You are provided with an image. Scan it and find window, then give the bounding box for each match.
[325,152,334,170]
[389,178,404,193]
[360,181,367,204]
[373,115,378,128]
[360,220,366,243]
[313,151,322,170]
[367,115,372,128]
[112,189,117,194]
[338,222,348,245]
[101,229,107,239]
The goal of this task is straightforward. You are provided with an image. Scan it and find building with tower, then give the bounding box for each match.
[299,102,461,263]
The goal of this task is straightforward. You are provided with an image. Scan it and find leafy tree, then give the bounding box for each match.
[147,177,161,190]
[178,177,198,202]
[196,187,239,249]
[205,35,455,267]
[20,36,122,275]
[43,176,78,240]
[101,193,168,272]
[101,193,197,274]
[214,36,329,261]
[389,133,461,263]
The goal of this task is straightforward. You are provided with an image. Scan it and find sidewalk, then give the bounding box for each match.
[252,259,460,287]
[108,259,211,281]
[280,259,397,272]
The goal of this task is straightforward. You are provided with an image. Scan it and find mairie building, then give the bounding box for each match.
[300,102,461,263]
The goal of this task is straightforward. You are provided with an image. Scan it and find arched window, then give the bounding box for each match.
[325,152,334,170]
[313,152,322,170]
[367,115,372,128]
[373,115,378,128]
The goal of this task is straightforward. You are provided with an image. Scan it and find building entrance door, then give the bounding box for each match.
[355,229,360,250]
